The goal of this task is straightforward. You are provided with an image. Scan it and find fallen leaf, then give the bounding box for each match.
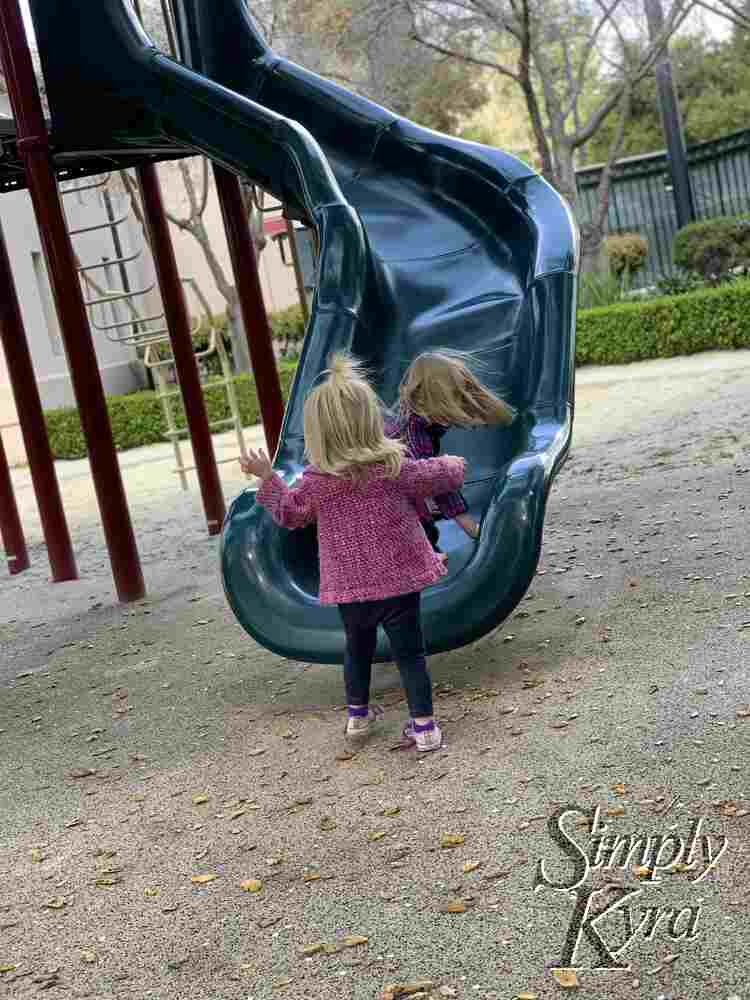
[462,861,482,873]
[382,981,434,999]
[303,871,321,883]
[190,873,217,885]
[368,831,387,842]
[382,806,401,817]
[551,968,579,989]
[144,887,160,897]
[301,943,325,956]
[335,750,357,761]
[272,978,293,990]
[611,782,626,795]
[43,897,66,909]
[632,866,653,879]
[95,876,122,887]
[192,794,209,806]
[30,848,45,863]
[80,951,97,965]
[239,879,263,893]
[287,797,313,812]
[0,965,18,974]
[606,805,626,817]
[443,899,467,913]
[343,934,369,947]
[516,993,538,1000]
[319,816,337,831]
[440,834,465,849]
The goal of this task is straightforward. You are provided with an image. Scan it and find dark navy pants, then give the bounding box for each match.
[421,517,441,553]
[338,591,433,717]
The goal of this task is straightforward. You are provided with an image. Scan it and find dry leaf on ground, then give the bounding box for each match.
[239,879,263,893]
[443,900,467,913]
[190,873,217,885]
[382,981,434,999]
[440,834,465,848]
[551,968,579,988]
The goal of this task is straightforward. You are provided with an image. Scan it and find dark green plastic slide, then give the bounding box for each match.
[29,0,578,664]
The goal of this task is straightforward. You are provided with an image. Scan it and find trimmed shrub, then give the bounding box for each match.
[576,277,750,366]
[186,304,307,371]
[269,303,306,356]
[673,215,750,282]
[605,233,649,277]
[45,361,298,460]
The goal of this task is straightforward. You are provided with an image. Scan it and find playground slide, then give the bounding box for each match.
[29,0,578,663]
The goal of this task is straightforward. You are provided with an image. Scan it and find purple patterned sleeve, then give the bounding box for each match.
[406,415,438,460]
[435,490,468,518]
[405,415,468,518]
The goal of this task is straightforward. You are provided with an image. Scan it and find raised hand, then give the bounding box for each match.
[239,448,274,481]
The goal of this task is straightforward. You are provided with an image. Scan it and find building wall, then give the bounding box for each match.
[0,158,301,468]
[157,159,300,316]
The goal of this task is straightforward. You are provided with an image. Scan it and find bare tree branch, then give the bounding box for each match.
[408,27,521,79]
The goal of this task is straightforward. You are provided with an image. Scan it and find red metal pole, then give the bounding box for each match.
[137,163,225,535]
[212,165,284,455]
[0,429,29,575]
[0,219,77,582]
[0,0,145,602]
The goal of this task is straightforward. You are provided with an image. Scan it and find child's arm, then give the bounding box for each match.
[241,449,318,529]
[399,456,465,500]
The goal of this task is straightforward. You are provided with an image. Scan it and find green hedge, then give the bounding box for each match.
[45,362,298,460]
[576,278,750,366]
[44,281,750,457]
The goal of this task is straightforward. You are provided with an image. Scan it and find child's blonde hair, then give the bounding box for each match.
[399,351,516,428]
[304,353,405,480]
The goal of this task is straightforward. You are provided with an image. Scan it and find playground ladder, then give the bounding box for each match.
[59,172,248,489]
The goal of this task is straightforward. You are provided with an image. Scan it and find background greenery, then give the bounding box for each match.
[44,275,750,459]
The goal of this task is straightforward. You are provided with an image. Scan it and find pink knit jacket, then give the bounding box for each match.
[256,456,465,605]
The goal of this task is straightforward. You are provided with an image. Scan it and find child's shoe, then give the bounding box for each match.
[400,718,443,752]
[345,704,383,740]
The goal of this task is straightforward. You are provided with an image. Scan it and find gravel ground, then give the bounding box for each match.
[1,350,749,1000]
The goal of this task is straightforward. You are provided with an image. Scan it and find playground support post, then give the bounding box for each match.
[212,165,284,456]
[0,429,29,575]
[137,163,225,535]
[0,0,145,602]
[0,220,77,582]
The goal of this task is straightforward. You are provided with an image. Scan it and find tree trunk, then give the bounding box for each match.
[226,296,252,374]
[553,145,607,274]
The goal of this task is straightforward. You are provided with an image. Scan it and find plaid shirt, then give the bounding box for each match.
[385,412,468,520]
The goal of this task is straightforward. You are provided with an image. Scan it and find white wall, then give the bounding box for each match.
[158,160,300,316]
[0,159,302,468]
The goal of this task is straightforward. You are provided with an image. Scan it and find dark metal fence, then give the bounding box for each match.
[576,129,750,286]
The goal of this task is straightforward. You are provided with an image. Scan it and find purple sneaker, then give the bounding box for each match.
[401,718,443,752]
